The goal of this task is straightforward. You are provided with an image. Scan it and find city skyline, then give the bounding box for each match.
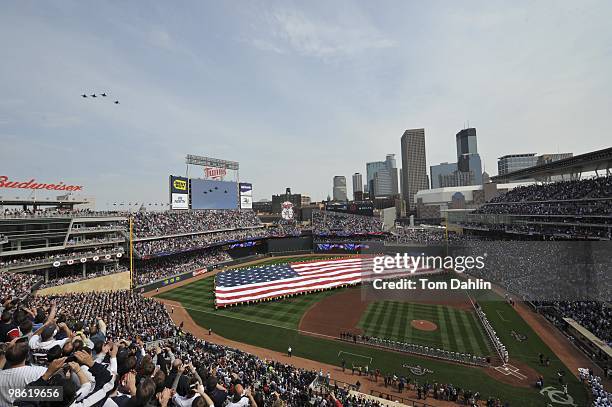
[1,2,611,207]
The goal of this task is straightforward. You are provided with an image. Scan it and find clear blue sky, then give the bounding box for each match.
[1,1,611,207]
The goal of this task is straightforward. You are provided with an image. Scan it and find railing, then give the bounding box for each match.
[131,225,265,242]
[0,247,125,271]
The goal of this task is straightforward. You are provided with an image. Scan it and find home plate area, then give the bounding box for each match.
[494,363,528,380]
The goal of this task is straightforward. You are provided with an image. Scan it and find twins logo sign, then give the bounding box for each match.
[204,167,227,180]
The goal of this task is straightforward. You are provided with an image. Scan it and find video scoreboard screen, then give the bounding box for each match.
[191,179,238,209]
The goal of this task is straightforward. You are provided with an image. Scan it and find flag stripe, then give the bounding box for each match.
[217,265,373,292]
[215,269,438,305]
[214,257,440,307]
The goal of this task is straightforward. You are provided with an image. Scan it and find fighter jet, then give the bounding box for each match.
[114,100,119,104]
[90,94,97,98]
[101,93,107,97]
[81,94,87,98]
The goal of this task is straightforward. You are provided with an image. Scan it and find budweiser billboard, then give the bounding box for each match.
[0,176,84,191]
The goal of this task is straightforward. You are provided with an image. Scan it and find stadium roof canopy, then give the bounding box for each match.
[491,147,612,183]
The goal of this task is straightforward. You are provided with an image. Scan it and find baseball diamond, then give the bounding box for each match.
[157,255,594,406]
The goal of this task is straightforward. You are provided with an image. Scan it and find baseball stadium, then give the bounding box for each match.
[2,3,612,407]
[1,147,611,407]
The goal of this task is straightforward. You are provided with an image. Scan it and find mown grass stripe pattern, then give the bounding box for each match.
[358,301,490,356]
[157,263,589,407]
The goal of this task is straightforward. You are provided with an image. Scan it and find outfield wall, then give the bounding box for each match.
[266,236,312,252]
[137,255,264,293]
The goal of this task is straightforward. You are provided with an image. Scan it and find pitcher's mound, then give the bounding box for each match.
[411,319,438,331]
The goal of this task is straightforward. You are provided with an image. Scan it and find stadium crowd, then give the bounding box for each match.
[579,368,612,407]
[0,285,521,407]
[0,287,326,407]
[547,301,612,346]
[132,210,262,238]
[474,200,612,216]
[313,211,383,236]
[456,240,612,347]
[24,291,177,342]
[0,272,42,301]
[464,176,612,239]
[135,249,232,286]
[386,228,488,245]
[65,237,124,247]
[1,192,610,406]
[472,176,611,226]
[488,176,612,203]
[134,230,270,257]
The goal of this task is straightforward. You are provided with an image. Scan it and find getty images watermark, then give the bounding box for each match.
[370,253,491,291]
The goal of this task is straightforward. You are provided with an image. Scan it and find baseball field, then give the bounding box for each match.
[156,256,588,406]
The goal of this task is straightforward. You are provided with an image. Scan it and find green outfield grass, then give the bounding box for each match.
[357,301,492,356]
[157,258,589,407]
[160,272,348,329]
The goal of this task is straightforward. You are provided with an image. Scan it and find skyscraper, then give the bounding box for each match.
[430,162,458,188]
[366,154,398,198]
[332,176,347,201]
[352,173,363,201]
[456,128,483,185]
[401,129,428,209]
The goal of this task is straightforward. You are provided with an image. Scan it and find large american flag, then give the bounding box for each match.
[214,256,438,307]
